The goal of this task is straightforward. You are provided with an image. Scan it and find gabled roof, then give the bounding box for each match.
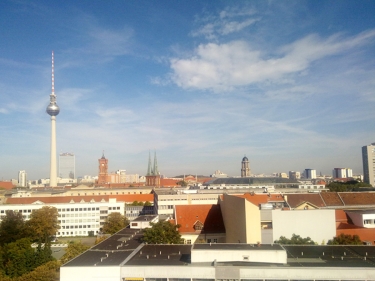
[175,204,225,234]
[285,193,326,209]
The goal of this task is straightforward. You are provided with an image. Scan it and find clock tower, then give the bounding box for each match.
[98,152,108,185]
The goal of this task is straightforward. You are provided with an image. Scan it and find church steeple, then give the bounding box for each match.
[147,151,152,176]
[153,150,159,175]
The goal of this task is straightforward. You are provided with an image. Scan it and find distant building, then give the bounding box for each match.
[332,168,353,179]
[59,153,75,179]
[241,155,251,177]
[18,170,27,187]
[289,171,300,180]
[304,168,316,179]
[362,143,375,186]
[211,170,228,178]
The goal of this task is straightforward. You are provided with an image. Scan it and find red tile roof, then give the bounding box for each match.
[336,223,375,244]
[320,192,344,206]
[0,181,14,190]
[175,204,225,234]
[237,193,285,206]
[339,192,375,206]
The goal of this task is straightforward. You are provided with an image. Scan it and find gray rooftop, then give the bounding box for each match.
[205,177,300,186]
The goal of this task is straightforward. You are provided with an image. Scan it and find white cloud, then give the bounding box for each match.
[191,6,258,39]
[170,30,375,92]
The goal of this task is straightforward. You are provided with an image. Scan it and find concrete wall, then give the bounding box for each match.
[272,209,336,244]
[61,266,120,281]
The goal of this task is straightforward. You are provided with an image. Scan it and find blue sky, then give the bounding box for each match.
[1,0,375,180]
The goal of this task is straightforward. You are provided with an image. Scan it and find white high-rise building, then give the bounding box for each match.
[18,170,27,187]
[362,143,375,186]
[59,153,75,179]
[289,171,301,180]
[304,169,316,179]
[332,168,353,179]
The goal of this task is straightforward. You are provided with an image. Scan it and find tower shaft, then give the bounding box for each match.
[50,116,57,186]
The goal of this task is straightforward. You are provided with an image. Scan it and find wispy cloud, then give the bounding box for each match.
[191,6,258,39]
[170,30,375,92]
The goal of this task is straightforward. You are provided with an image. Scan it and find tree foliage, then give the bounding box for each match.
[2,238,36,278]
[25,206,59,245]
[142,220,183,244]
[326,180,372,192]
[15,260,60,281]
[327,233,362,245]
[274,234,316,245]
[60,242,89,265]
[102,212,128,234]
[0,211,26,246]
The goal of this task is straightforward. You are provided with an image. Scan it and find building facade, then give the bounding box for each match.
[18,170,27,187]
[362,143,375,186]
[241,156,250,177]
[59,153,75,179]
[304,168,317,179]
[332,168,353,179]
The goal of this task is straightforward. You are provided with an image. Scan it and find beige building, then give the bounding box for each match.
[219,193,261,243]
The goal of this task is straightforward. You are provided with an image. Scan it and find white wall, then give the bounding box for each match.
[272,209,336,244]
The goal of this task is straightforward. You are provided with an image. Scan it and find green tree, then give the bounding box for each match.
[142,220,183,244]
[0,210,27,246]
[25,206,59,244]
[102,212,129,234]
[16,260,60,281]
[274,234,316,245]
[327,233,362,245]
[3,238,36,278]
[60,242,89,264]
[144,201,152,206]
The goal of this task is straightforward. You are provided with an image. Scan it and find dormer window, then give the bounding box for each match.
[194,220,204,231]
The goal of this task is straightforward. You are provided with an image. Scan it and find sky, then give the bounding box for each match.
[0,0,375,180]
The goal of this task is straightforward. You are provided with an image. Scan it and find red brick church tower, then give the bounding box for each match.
[145,151,160,187]
[98,152,108,185]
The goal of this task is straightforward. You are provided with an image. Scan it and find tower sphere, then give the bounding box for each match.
[46,102,60,116]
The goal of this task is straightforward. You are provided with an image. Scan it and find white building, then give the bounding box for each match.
[18,170,27,187]
[153,189,219,215]
[304,168,316,179]
[0,198,124,237]
[362,143,375,186]
[332,168,353,178]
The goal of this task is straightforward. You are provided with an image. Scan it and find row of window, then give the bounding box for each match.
[60,224,99,229]
[59,219,99,223]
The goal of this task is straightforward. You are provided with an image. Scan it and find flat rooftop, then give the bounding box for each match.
[62,228,375,268]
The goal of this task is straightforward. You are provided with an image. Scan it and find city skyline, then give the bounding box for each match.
[1,1,375,180]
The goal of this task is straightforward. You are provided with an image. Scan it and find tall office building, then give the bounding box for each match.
[18,170,27,187]
[332,168,353,179]
[46,51,60,187]
[241,156,251,177]
[304,169,316,179]
[59,153,75,179]
[362,143,375,186]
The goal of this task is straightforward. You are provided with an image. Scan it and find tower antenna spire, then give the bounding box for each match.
[51,51,55,95]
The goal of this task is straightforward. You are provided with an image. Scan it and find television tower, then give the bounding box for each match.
[46,51,60,186]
